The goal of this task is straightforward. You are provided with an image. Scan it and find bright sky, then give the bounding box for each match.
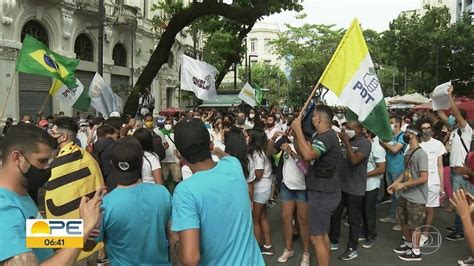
[262,0,422,32]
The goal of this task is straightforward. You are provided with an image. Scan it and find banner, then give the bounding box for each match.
[88,73,123,116]
[180,55,217,101]
[318,19,392,142]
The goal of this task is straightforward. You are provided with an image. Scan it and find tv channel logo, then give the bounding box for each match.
[26,219,83,248]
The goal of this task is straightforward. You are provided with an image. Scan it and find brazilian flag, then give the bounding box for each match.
[16,35,79,88]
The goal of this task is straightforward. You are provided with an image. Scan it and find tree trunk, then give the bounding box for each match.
[123,1,269,115]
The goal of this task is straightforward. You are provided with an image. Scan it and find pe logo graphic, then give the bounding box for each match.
[26,219,83,248]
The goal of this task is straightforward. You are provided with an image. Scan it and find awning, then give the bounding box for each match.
[200,94,242,107]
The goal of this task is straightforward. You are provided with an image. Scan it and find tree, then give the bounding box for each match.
[271,23,343,105]
[123,0,302,115]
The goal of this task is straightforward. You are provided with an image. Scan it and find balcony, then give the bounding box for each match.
[115,4,138,25]
[75,0,98,14]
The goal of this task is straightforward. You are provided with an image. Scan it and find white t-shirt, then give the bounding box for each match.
[181,154,220,181]
[141,151,161,183]
[366,137,386,191]
[265,126,281,140]
[161,133,178,163]
[449,123,472,167]
[247,151,272,193]
[420,138,446,186]
[282,144,306,190]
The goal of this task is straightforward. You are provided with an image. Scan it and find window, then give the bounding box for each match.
[74,34,94,61]
[113,43,127,67]
[250,39,257,52]
[264,38,271,53]
[21,20,48,47]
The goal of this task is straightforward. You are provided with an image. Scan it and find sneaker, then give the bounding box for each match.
[398,249,422,261]
[358,236,366,241]
[445,232,465,241]
[339,248,358,261]
[457,256,474,266]
[392,224,402,231]
[381,197,391,204]
[300,252,310,266]
[446,226,456,233]
[330,243,339,251]
[393,243,411,254]
[379,216,396,223]
[277,249,294,263]
[261,245,275,256]
[420,234,429,247]
[362,238,375,249]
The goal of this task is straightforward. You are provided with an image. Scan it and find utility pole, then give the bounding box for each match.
[98,0,104,76]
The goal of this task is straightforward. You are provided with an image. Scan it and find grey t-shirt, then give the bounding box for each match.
[306,129,342,193]
[341,136,371,196]
[399,147,429,204]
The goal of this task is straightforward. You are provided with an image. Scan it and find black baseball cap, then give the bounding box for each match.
[109,136,143,185]
[174,118,211,163]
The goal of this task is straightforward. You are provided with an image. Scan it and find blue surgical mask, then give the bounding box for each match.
[447,115,456,127]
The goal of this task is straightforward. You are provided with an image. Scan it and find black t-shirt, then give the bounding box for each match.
[306,129,342,192]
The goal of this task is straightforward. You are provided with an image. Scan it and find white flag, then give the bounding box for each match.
[54,78,84,107]
[238,82,256,107]
[180,55,217,101]
[88,73,123,116]
[431,81,451,111]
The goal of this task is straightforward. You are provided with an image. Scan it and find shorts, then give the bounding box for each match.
[397,197,426,230]
[254,188,272,204]
[162,162,182,182]
[308,190,341,235]
[280,183,307,202]
[426,184,440,208]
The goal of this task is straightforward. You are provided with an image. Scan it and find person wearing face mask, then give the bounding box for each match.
[265,115,283,140]
[291,105,342,266]
[329,121,371,261]
[159,117,181,192]
[46,116,105,263]
[379,115,408,230]
[437,85,473,246]
[388,125,428,262]
[211,118,225,149]
[0,123,104,265]
[334,107,347,126]
[246,109,257,128]
[418,118,446,245]
[2,117,13,136]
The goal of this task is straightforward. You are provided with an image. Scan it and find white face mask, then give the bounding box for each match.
[164,124,172,131]
[275,114,281,119]
[345,129,356,139]
[249,113,255,119]
[391,124,396,132]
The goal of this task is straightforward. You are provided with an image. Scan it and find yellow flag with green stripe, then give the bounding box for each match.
[16,35,79,88]
[318,19,392,142]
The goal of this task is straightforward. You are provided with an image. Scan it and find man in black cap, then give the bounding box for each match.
[171,118,264,265]
[95,136,172,265]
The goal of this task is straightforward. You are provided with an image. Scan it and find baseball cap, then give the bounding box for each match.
[109,137,143,185]
[174,118,211,163]
[78,119,87,127]
[109,111,121,118]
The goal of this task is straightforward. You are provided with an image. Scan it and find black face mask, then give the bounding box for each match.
[21,155,51,203]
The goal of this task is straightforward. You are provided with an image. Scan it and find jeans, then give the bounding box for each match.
[451,170,474,232]
[386,171,402,219]
[329,192,364,250]
[362,188,379,240]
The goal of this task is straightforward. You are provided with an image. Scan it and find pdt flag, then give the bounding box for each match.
[318,19,392,142]
[16,35,79,88]
[180,55,217,101]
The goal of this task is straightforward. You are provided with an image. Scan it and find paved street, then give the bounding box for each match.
[263,201,470,266]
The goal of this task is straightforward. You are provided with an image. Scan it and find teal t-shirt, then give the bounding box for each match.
[386,131,407,174]
[97,183,172,265]
[0,188,54,262]
[171,156,264,266]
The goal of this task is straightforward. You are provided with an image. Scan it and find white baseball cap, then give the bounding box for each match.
[109,111,121,118]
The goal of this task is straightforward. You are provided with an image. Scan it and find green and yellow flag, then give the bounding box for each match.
[318,19,392,142]
[254,84,263,106]
[16,35,79,88]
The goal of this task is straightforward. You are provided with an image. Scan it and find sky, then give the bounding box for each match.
[262,0,422,32]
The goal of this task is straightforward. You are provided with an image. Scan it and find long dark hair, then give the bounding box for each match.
[224,127,249,178]
[248,128,268,157]
[133,128,155,154]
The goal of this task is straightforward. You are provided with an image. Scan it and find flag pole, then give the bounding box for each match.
[38,93,50,115]
[1,71,17,119]
[297,81,321,120]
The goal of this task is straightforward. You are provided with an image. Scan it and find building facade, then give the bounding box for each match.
[421,0,473,23]
[0,0,200,121]
[246,22,283,68]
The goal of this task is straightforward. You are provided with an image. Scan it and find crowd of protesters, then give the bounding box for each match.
[1,85,474,265]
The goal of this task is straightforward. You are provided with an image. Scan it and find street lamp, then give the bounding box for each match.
[248,54,258,85]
